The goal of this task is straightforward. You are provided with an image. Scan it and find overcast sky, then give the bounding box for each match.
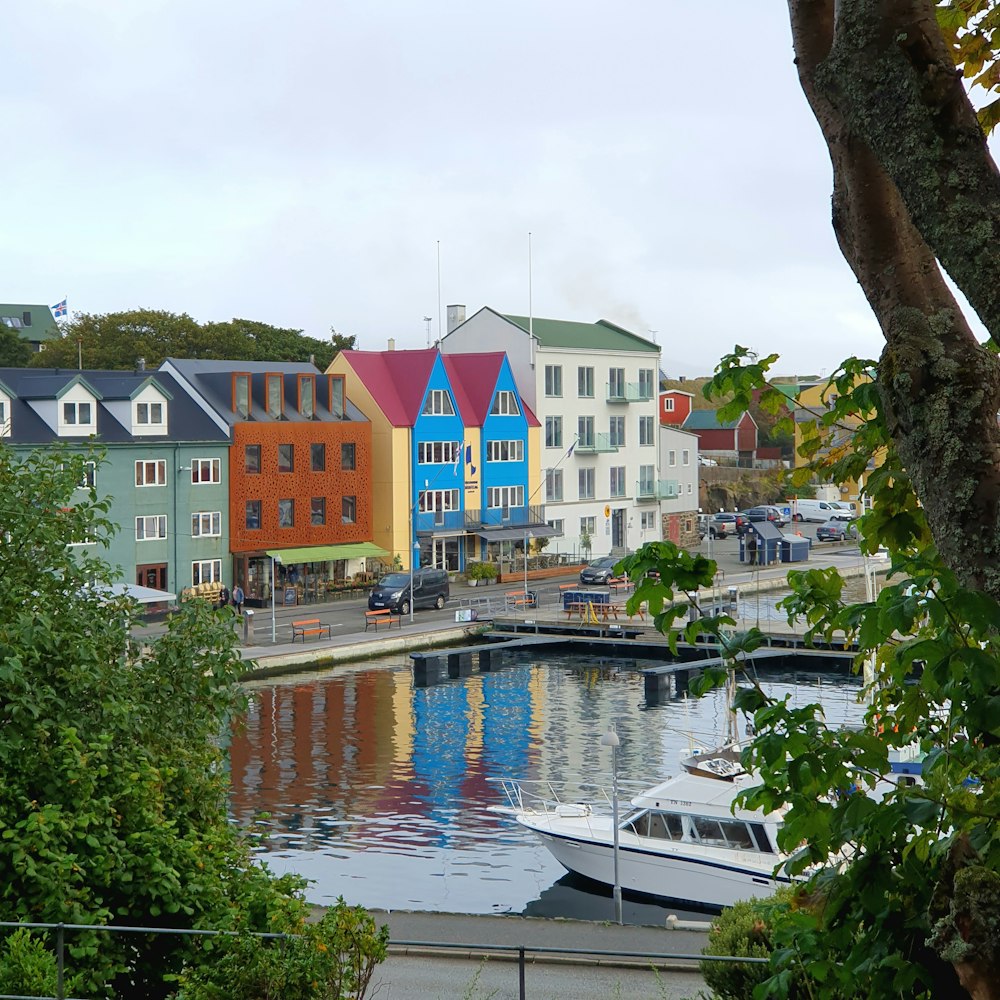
[6,2,992,376]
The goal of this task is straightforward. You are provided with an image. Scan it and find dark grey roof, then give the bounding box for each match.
[163,357,369,426]
[0,367,229,446]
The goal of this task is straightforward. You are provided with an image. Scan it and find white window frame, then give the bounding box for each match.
[62,401,93,426]
[544,364,562,397]
[545,416,563,449]
[135,515,167,541]
[548,518,563,535]
[418,441,461,465]
[422,389,455,415]
[418,488,461,512]
[610,466,627,498]
[608,368,625,398]
[0,397,8,437]
[638,369,654,399]
[663,396,675,412]
[580,515,596,535]
[192,457,221,484]
[609,415,625,448]
[682,449,690,466]
[191,511,222,537]
[135,401,165,426]
[192,559,222,585]
[545,468,564,502]
[78,461,96,490]
[578,467,595,500]
[640,510,657,531]
[486,439,524,462]
[639,415,654,446]
[668,449,677,467]
[489,390,520,416]
[578,366,594,398]
[486,485,524,509]
[578,416,595,447]
[638,464,655,495]
[135,460,166,487]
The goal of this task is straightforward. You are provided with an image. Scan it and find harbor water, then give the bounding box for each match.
[229,646,867,925]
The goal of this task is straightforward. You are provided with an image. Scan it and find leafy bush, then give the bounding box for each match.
[0,929,84,998]
[466,560,498,582]
[699,895,781,999]
[173,899,389,1000]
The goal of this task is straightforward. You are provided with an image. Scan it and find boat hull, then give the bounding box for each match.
[519,816,789,911]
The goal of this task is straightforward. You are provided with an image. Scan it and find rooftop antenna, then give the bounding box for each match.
[436,241,442,343]
[423,316,432,347]
[528,231,535,367]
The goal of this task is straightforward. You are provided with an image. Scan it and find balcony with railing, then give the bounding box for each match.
[635,479,680,502]
[573,432,619,454]
[606,382,655,404]
[415,509,466,534]
[464,503,548,531]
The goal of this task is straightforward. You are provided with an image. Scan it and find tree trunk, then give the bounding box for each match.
[787,0,1000,603]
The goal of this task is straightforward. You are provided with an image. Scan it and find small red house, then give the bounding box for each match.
[659,389,694,426]
[682,409,758,462]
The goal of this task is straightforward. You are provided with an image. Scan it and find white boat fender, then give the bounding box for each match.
[665,913,713,932]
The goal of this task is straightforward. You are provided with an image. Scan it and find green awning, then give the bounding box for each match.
[265,542,389,563]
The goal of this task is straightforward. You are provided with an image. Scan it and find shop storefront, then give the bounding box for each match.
[234,542,390,608]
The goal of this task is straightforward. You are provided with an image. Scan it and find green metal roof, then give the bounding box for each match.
[683,409,742,431]
[0,304,60,343]
[501,314,659,353]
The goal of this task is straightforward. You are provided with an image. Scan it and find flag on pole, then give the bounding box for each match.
[453,441,462,475]
[52,299,68,318]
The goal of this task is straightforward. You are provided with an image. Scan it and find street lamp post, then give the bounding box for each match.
[600,727,623,924]
[270,554,282,643]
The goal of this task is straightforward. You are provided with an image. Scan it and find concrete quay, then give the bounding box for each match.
[152,533,880,677]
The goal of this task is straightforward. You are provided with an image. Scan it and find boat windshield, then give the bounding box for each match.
[624,809,772,853]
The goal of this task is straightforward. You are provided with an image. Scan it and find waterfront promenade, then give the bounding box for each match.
[135,533,880,676]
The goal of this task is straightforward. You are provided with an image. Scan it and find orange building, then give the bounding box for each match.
[162,359,383,606]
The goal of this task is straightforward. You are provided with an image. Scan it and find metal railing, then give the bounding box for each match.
[0,917,765,1000]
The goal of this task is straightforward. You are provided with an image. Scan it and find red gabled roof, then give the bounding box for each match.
[441,352,541,428]
[441,353,502,425]
[341,349,439,426]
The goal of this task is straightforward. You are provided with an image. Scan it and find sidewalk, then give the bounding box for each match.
[134,535,878,675]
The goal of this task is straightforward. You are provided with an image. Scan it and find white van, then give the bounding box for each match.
[792,498,854,523]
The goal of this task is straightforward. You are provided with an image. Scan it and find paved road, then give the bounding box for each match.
[347,911,710,999]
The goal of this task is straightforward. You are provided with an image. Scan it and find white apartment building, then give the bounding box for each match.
[659,425,701,548]
[440,306,663,559]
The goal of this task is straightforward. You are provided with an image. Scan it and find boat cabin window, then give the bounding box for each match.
[749,822,775,853]
[692,816,756,850]
[625,810,682,840]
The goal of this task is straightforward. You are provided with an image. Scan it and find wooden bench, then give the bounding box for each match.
[291,618,332,642]
[364,608,401,631]
[608,576,631,594]
[505,590,534,610]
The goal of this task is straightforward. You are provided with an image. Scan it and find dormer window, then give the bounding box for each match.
[488,390,519,416]
[136,402,163,425]
[64,401,92,425]
[423,389,455,415]
[266,374,283,419]
[298,375,315,419]
[329,375,345,417]
[233,373,251,419]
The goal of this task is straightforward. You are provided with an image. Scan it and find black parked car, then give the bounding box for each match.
[579,556,621,585]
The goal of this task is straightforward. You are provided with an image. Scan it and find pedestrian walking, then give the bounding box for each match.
[746,533,758,566]
[232,584,245,614]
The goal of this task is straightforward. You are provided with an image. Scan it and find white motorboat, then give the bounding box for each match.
[491,746,793,912]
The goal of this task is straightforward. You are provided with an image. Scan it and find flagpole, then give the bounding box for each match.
[528,232,534,368]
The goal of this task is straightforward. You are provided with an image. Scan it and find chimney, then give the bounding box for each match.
[387,338,396,351]
[446,304,466,334]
